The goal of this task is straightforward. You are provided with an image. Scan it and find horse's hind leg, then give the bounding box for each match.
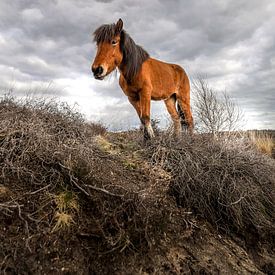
[177,85,194,132]
[164,94,181,136]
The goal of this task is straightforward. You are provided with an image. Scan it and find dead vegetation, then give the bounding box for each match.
[0,95,274,274]
[0,95,176,273]
[193,77,243,134]
[248,131,274,157]
[146,133,275,239]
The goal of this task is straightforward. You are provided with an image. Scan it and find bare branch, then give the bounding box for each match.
[193,76,243,134]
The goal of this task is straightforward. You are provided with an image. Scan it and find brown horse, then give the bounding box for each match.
[91,19,193,139]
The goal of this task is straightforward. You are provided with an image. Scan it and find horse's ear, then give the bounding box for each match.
[115,18,123,34]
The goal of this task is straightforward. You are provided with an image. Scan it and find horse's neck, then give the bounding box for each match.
[118,63,130,83]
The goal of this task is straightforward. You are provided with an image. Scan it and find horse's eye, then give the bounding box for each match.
[111,40,117,45]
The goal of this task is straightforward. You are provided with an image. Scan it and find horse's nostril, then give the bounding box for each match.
[97,66,103,75]
[93,66,103,76]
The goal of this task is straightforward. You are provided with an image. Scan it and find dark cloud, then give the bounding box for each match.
[0,0,274,129]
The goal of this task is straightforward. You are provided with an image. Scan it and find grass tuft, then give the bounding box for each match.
[54,191,79,213]
[249,131,274,156]
[52,212,75,232]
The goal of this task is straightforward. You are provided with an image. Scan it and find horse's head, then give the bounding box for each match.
[92,19,124,80]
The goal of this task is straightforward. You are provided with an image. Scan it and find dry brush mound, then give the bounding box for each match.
[0,96,174,274]
[147,133,275,241]
[0,95,274,274]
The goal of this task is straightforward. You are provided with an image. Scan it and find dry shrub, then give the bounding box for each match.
[147,132,275,238]
[193,77,243,134]
[0,95,170,253]
[0,95,106,188]
[1,94,274,273]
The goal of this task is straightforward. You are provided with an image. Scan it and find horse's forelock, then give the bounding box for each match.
[93,23,149,83]
[93,23,117,43]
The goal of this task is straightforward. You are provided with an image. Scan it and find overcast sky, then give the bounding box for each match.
[0,0,274,130]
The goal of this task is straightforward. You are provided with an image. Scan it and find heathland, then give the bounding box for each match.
[0,95,274,274]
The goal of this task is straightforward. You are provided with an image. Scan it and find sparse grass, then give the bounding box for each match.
[94,135,118,154]
[249,131,274,156]
[123,160,137,170]
[52,212,75,232]
[54,191,79,213]
[0,185,9,196]
[52,191,79,232]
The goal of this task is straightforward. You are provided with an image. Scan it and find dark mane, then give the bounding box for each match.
[93,24,149,83]
[120,31,149,83]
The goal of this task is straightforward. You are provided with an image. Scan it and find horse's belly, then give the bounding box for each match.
[150,75,177,100]
[151,89,175,100]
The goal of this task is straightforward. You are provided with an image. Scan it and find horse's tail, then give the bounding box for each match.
[177,102,188,129]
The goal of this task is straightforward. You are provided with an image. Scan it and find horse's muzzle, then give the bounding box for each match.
[92,66,104,80]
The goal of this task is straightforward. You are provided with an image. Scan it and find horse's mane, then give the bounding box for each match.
[93,24,149,83]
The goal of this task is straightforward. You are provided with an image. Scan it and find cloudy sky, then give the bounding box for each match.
[0,0,274,130]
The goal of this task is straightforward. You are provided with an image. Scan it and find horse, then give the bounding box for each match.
[91,19,193,139]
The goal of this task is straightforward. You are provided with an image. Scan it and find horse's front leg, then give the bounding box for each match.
[128,96,141,115]
[140,90,155,140]
[127,96,142,129]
